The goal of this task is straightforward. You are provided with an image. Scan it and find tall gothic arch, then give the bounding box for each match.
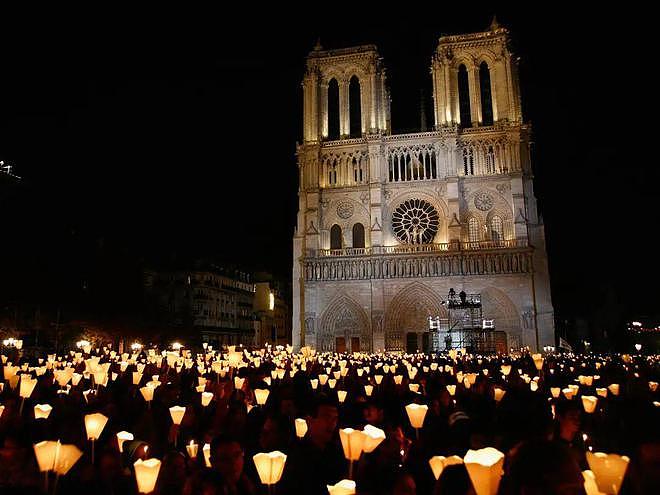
[318,295,370,352]
[480,286,522,349]
[384,282,446,351]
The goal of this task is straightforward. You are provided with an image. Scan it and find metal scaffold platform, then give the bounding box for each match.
[429,289,503,354]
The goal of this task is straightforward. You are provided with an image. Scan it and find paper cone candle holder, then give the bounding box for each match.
[34,441,83,475]
[186,440,199,458]
[339,428,366,461]
[337,390,348,403]
[117,431,134,453]
[328,379,337,389]
[532,354,544,371]
[140,386,154,402]
[327,479,356,495]
[394,375,403,385]
[429,455,464,480]
[134,458,162,494]
[234,377,245,390]
[596,388,608,398]
[446,384,456,396]
[201,391,214,406]
[254,388,270,406]
[493,388,506,402]
[203,443,211,467]
[310,379,319,390]
[364,385,374,396]
[20,376,38,398]
[253,451,287,485]
[586,452,629,495]
[295,418,308,439]
[34,404,53,419]
[649,381,658,392]
[551,387,561,398]
[133,372,143,385]
[464,447,506,495]
[34,441,59,472]
[608,384,620,396]
[409,383,420,393]
[582,395,598,413]
[85,413,108,440]
[405,403,428,429]
[169,406,186,425]
[362,425,386,453]
[500,365,512,376]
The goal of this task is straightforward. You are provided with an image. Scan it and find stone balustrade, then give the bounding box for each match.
[303,242,533,282]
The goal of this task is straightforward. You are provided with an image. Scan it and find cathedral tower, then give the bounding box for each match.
[293,22,554,353]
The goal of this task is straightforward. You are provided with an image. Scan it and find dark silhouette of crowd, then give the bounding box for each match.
[0,345,658,495]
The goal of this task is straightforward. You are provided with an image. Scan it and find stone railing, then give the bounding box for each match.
[312,239,527,257]
[303,246,533,282]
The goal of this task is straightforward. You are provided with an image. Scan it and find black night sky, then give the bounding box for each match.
[0,6,655,342]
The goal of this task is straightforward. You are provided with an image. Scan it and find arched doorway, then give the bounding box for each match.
[318,295,370,352]
[480,287,522,350]
[385,282,446,351]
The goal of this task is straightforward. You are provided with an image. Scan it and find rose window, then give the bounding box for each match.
[391,199,439,244]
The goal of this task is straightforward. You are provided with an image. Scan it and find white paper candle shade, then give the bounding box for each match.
[362,425,386,453]
[134,458,162,494]
[201,392,214,407]
[339,428,366,477]
[169,406,186,425]
[20,376,38,399]
[327,479,356,495]
[186,441,199,459]
[586,452,629,495]
[254,388,270,406]
[582,396,598,414]
[405,403,428,429]
[34,404,53,420]
[203,443,212,467]
[294,418,308,439]
[253,451,287,486]
[464,447,506,495]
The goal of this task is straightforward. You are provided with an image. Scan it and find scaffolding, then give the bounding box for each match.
[429,289,500,353]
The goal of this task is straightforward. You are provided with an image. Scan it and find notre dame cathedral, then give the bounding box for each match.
[292,20,554,353]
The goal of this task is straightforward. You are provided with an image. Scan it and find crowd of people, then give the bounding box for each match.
[0,343,658,494]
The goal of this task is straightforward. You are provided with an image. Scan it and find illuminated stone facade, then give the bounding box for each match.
[292,21,554,352]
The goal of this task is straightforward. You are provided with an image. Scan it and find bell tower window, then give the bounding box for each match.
[479,62,494,126]
[349,76,362,138]
[328,78,340,140]
[458,64,472,128]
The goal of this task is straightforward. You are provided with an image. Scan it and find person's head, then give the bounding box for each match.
[363,402,385,426]
[210,435,245,485]
[259,415,284,451]
[505,439,583,495]
[306,394,339,447]
[555,400,581,441]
